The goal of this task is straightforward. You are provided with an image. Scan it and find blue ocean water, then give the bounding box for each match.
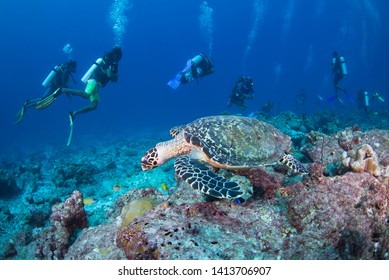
[0,0,388,151]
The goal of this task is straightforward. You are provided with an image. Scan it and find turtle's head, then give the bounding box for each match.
[141,147,161,170]
[141,144,172,170]
[141,137,191,171]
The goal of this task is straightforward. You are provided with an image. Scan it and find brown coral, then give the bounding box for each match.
[35,190,87,259]
[120,198,156,227]
[349,144,381,177]
[116,222,159,260]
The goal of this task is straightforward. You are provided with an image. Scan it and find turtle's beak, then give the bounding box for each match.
[141,147,158,170]
[141,159,151,170]
[141,156,152,170]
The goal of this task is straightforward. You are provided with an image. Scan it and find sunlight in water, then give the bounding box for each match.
[109,0,132,46]
[282,0,295,34]
[243,0,266,74]
[304,44,313,74]
[198,1,214,57]
[273,63,282,89]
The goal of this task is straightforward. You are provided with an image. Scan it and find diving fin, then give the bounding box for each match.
[336,97,344,104]
[14,103,27,125]
[344,89,354,103]
[67,112,74,146]
[35,88,61,109]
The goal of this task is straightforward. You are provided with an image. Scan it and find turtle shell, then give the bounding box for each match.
[180,115,291,168]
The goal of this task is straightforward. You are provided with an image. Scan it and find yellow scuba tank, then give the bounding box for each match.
[339,56,347,75]
[42,65,61,87]
[81,58,103,83]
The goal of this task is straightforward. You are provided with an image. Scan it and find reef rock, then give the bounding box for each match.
[343,144,381,177]
[64,221,125,260]
[302,127,389,177]
[116,200,291,260]
[0,169,20,197]
[287,171,389,259]
[35,190,87,259]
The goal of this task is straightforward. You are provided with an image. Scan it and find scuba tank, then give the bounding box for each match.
[364,91,369,107]
[191,54,203,66]
[81,58,103,83]
[339,56,347,75]
[42,65,61,87]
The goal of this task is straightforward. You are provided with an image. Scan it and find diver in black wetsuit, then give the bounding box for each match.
[167,53,214,89]
[15,59,77,124]
[227,76,254,110]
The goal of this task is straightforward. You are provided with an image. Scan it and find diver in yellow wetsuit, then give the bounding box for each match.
[62,46,123,122]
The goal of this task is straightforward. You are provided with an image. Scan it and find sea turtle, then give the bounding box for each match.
[141,115,308,202]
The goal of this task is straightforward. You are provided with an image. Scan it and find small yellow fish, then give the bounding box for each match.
[83,197,97,206]
[112,183,122,192]
[161,183,168,191]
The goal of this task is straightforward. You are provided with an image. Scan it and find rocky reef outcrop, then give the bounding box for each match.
[1,116,388,260]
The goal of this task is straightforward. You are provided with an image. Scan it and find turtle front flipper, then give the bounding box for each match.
[280,154,309,174]
[169,125,185,138]
[174,155,251,201]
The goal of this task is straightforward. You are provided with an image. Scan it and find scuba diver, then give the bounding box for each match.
[167,53,214,89]
[295,89,307,105]
[329,51,348,103]
[356,90,385,114]
[227,76,254,110]
[61,46,123,122]
[15,59,77,124]
[261,101,274,116]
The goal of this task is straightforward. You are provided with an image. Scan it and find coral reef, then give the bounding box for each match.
[302,128,388,177]
[0,169,20,197]
[1,113,388,260]
[120,197,156,227]
[343,144,381,177]
[65,221,125,260]
[35,190,87,259]
[287,172,389,259]
[54,162,100,187]
[116,199,291,260]
[113,168,388,260]
[235,167,284,199]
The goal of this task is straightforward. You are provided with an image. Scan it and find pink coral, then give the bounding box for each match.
[235,168,284,199]
[287,172,389,259]
[35,190,87,259]
[116,221,159,260]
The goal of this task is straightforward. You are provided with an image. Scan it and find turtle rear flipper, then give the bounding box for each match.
[174,155,248,200]
[280,154,309,174]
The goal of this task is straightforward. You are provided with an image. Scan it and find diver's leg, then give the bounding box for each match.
[62,88,89,99]
[333,77,340,97]
[14,97,44,124]
[25,98,42,109]
[71,100,98,119]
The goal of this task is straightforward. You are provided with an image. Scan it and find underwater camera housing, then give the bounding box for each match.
[110,62,119,82]
[106,46,122,82]
[111,61,118,75]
